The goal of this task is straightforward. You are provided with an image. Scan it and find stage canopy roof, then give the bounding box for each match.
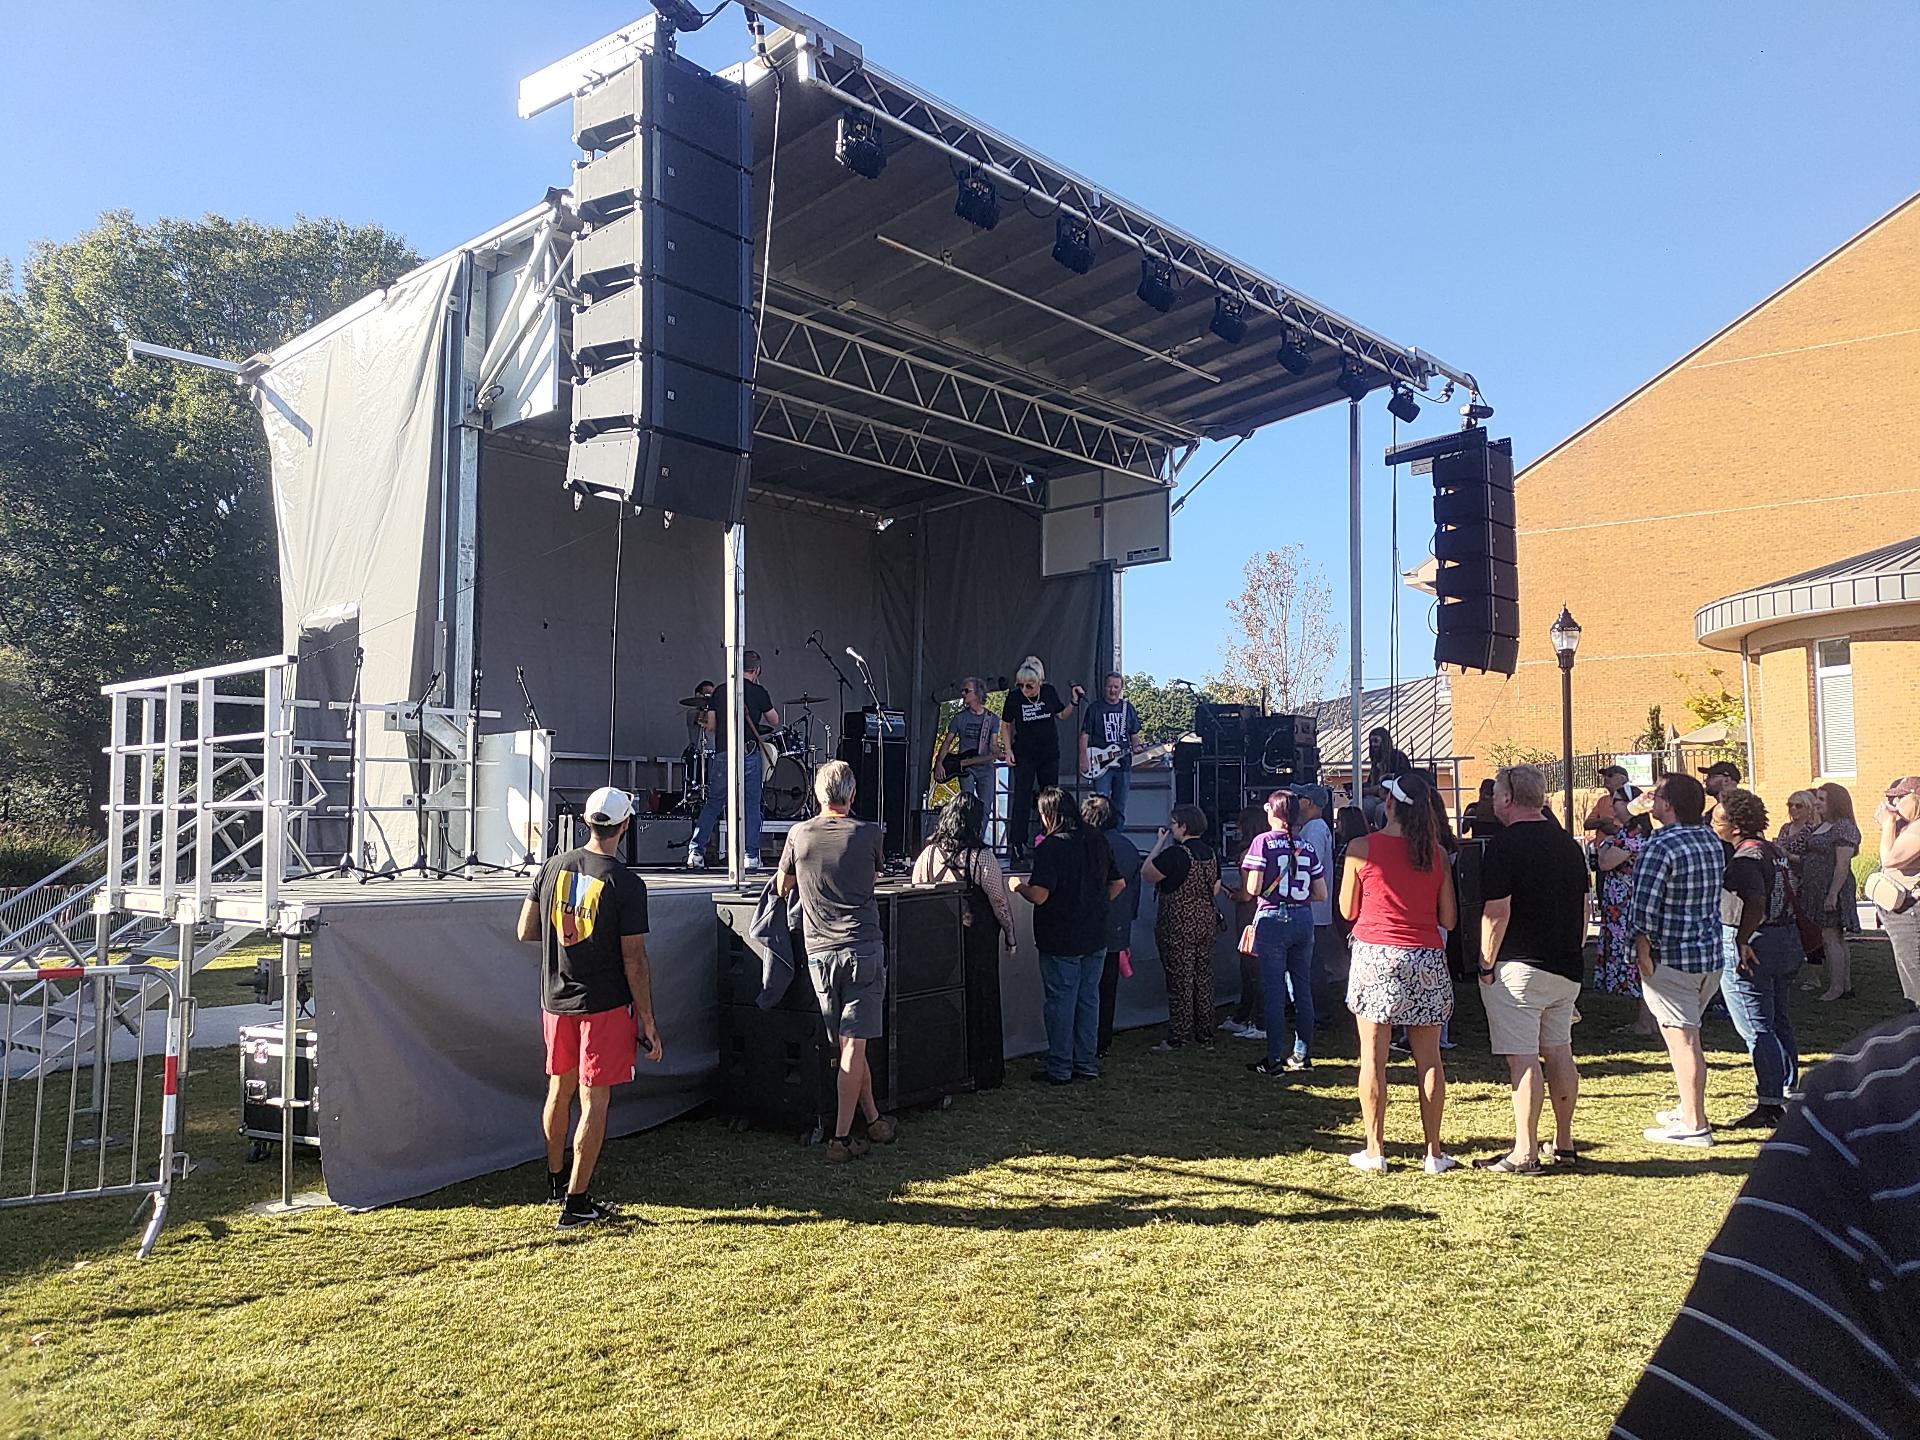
[480,6,1478,522]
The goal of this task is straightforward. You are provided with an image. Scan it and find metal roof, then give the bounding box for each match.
[1310,673,1455,768]
[1695,535,1920,651]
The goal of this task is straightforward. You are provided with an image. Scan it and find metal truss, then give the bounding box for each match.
[757,305,1178,479]
[752,389,1039,505]
[796,44,1475,395]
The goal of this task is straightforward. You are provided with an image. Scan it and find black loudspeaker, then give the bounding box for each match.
[1432,429,1519,675]
[566,46,752,524]
[1249,714,1321,786]
[837,732,909,856]
[1194,702,1255,757]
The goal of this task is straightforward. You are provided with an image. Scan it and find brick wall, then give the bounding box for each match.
[1449,195,1920,786]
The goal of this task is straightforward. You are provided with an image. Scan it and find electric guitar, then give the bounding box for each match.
[1083,744,1128,782]
[935,748,1004,784]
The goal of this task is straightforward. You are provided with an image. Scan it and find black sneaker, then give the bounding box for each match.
[547,1152,572,1204]
[1248,1058,1288,1076]
[1028,1069,1072,1086]
[1724,1104,1786,1130]
[556,1196,615,1230]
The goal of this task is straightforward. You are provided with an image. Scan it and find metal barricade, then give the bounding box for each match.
[0,963,186,1258]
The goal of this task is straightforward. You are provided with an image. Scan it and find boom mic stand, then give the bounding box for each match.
[807,631,852,752]
[515,666,549,874]
[454,666,516,879]
[846,647,898,860]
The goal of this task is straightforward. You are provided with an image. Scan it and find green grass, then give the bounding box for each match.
[2,941,1909,1440]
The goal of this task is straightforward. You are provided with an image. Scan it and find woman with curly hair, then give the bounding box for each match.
[1711,788,1802,1128]
[1338,771,1458,1174]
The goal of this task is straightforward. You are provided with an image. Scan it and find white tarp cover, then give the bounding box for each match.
[255,260,457,711]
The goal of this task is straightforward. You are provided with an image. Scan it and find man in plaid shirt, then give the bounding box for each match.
[1629,772,1728,1148]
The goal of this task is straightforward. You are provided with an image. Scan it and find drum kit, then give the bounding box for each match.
[675,691,834,821]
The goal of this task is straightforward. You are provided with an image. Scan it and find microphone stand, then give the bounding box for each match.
[454,667,515,879]
[365,672,458,882]
[847,649,895,859]
[808,633,854,780]
[516,666,547,873]
[334,646,386,881]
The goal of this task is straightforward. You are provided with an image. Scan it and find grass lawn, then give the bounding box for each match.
[2,940,1909,1440]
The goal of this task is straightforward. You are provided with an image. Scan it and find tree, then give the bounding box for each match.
[1674,666,1744,731]
[1216,545,1339,714]
[1633,704,1668,753]
[0,213,419,826]
[1122,673,1196,745]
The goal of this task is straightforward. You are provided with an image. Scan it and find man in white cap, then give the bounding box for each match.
[515,785,661,1227]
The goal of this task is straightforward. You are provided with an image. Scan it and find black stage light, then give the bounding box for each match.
[834,112,886,179]
[1274,327,1313,376]
[1210,294,1248,344]
[1137,256,1176,312]
[1336,357,1371,401]
[646,0,711,31]
[1052,213,1095,274]
[1387,385,1421,423]
[954,171,1000,230]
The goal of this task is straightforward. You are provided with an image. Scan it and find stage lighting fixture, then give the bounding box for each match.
[954,171,1000,230]
[834,112,886,179]
[1052,214,1095,274]
[1387,385,1421,423]
[1336,357,1371,402]
[1274,328,1313,376]
[1210,294,1248,344]
[645,0,711,32]
[1137,256,1176,313]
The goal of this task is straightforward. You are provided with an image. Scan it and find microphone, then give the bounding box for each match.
[846,646,866,665]
[516,665,525,681]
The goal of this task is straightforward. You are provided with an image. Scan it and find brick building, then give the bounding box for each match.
[1447,191,1920,797]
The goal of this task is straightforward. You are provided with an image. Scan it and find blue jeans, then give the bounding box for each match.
[692,748,763,859]
[1092,761,1132,827]
[1719,924,1802,1105]
[1039,950,1104,1080]
[1255,905,1315,1063]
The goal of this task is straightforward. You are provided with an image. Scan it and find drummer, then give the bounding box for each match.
[684,680,715,756]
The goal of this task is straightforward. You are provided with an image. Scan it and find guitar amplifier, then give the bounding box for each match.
[1194,702,1255,757]
[843,708,906,740]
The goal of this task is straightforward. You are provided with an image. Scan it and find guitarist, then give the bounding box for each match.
[1079,672,1142,825]
[687,649,780,872]
[935,677,1005,809]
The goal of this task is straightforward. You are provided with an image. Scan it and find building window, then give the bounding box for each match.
[1814,637,1855,777]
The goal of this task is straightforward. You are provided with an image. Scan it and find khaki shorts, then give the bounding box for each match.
[1643,963,1724,1030]
[1480,962,1582,1055]
[808,942,886,1040]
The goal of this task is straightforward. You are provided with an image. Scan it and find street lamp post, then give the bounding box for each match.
[1550,606,1583,828]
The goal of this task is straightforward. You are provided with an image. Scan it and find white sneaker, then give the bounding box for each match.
[1218,1017,1243,1033]
[1239,1026,1267,1042]
[1348,1151,1389,1173]
[1422,1154,1459,1175]
[685,850,706,870]
[743,858,764,873]
[1643,1124,1714,1148]
[1654,1107,1710,1130]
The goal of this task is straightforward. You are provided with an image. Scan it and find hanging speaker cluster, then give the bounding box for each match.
[565,44,754,524]
[1430,428,1519,674]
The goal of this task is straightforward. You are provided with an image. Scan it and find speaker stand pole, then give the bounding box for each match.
[1347,398,1363,805]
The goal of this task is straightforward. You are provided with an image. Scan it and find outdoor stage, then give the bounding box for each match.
[277,864,1231,1210]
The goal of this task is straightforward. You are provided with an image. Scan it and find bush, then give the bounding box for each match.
[0,821,99,888]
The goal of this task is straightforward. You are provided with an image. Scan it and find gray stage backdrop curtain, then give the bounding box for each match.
[311,880,1235,1209]
[255,260,456,713]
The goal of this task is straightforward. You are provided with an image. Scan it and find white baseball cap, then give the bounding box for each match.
[583,786,634,825]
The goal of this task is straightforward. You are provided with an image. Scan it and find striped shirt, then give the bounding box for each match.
[1612,1013,1920,1439]
[1628,823,1728,972]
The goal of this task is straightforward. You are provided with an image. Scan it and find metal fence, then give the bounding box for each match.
[1539,744,1750,795]
[0,963,185,1257]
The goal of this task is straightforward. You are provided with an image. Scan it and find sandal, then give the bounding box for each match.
[1543,1146,1580,1166]
[1471,1154,1542,1175]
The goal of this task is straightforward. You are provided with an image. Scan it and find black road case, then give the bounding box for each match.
[238,1022,319,1163]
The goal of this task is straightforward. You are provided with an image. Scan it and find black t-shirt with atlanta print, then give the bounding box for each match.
[531,847,650,1014]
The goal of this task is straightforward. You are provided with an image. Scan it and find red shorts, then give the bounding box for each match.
[543,1007,637,1088]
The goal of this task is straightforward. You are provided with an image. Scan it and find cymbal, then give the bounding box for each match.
[783,694,829,706]
[676,694,711,708]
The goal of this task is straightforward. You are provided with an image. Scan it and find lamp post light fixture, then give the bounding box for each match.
[1550,606,1582,828]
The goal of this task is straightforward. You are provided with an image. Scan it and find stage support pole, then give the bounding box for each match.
[909,511,928,835]
[724,523,747,884]
[1739,636,1755,782]
[451,254,488,732]
[1348,399,1363,800]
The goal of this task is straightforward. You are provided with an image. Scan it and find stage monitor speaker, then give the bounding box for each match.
[837,733,909,857]
[1431,430,1519,677]
[565,44,752,525]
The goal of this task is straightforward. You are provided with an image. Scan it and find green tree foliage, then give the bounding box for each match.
[1633,704,1668,753]
[0,213,418,826]
[1674,666,1744,731]
[1123,673,1196,745]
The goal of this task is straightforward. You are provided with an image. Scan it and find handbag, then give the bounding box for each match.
[1864,867,1920,915]
[1238,922,1258,956]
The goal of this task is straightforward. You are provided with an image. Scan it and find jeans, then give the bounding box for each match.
[1092,761,1132,827]
[1039,950,1104,1080]
[1008,756,1058,854]
[1719,924,1802,1104]
[692,747,763,859]
[1255,905,1316,1063]
[1880,902,1920,1008]
[1098,950,1122,1054]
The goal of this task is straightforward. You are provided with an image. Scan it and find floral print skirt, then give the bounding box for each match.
[1347,941,1455,1026]
[1594,872,1641,997]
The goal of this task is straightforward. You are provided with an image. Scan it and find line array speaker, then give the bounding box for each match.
[566,46,753,525]
[1431,428,1519,675]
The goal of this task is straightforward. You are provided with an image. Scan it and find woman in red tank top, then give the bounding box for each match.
[1338,771,1459,1175]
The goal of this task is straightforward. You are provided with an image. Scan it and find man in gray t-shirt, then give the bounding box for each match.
[775,760,893,1162]
[938,677,1002,808]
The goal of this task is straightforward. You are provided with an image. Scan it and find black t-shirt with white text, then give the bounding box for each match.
[1029,826,1119,956]
[1082,699,1139,766]
[530,847,650,1014]
[1478,820,1589,982]
[705,679,774,751]
[1002,684,1066,762]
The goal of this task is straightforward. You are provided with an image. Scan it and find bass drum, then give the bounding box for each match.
[763,755,810,820]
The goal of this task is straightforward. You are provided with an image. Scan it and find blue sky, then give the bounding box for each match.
[4,2,1915,697]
